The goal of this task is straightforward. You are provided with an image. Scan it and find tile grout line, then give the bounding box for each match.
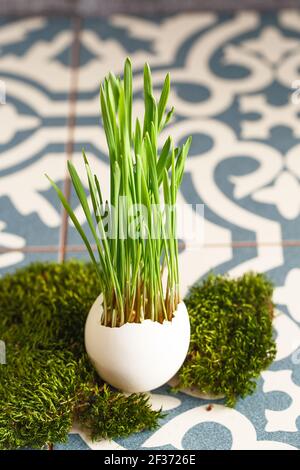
[57,16,82,263]
[3,240,300,255]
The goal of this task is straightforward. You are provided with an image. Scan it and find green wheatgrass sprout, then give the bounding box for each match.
[47,58,191,327]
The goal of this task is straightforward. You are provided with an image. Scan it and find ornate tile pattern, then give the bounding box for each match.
[0,17,73,252]
[0,12,300,449]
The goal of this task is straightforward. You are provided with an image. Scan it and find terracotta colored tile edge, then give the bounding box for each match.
[58,16,82,263]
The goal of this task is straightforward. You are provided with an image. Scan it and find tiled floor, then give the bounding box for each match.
[1,11,300,449]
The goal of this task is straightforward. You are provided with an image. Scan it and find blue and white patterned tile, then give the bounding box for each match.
[0,250,59,276]
[59,371,300,450]
[68,11,300,248]
[0,17,73,248]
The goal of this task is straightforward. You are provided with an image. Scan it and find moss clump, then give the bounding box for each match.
[0,261,161,450]
[0,263,277,448]
[179,273,276,406]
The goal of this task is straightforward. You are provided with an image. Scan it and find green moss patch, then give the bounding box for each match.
[179,273,276,406]
[0,261,161,450]
[0,263,276,449]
